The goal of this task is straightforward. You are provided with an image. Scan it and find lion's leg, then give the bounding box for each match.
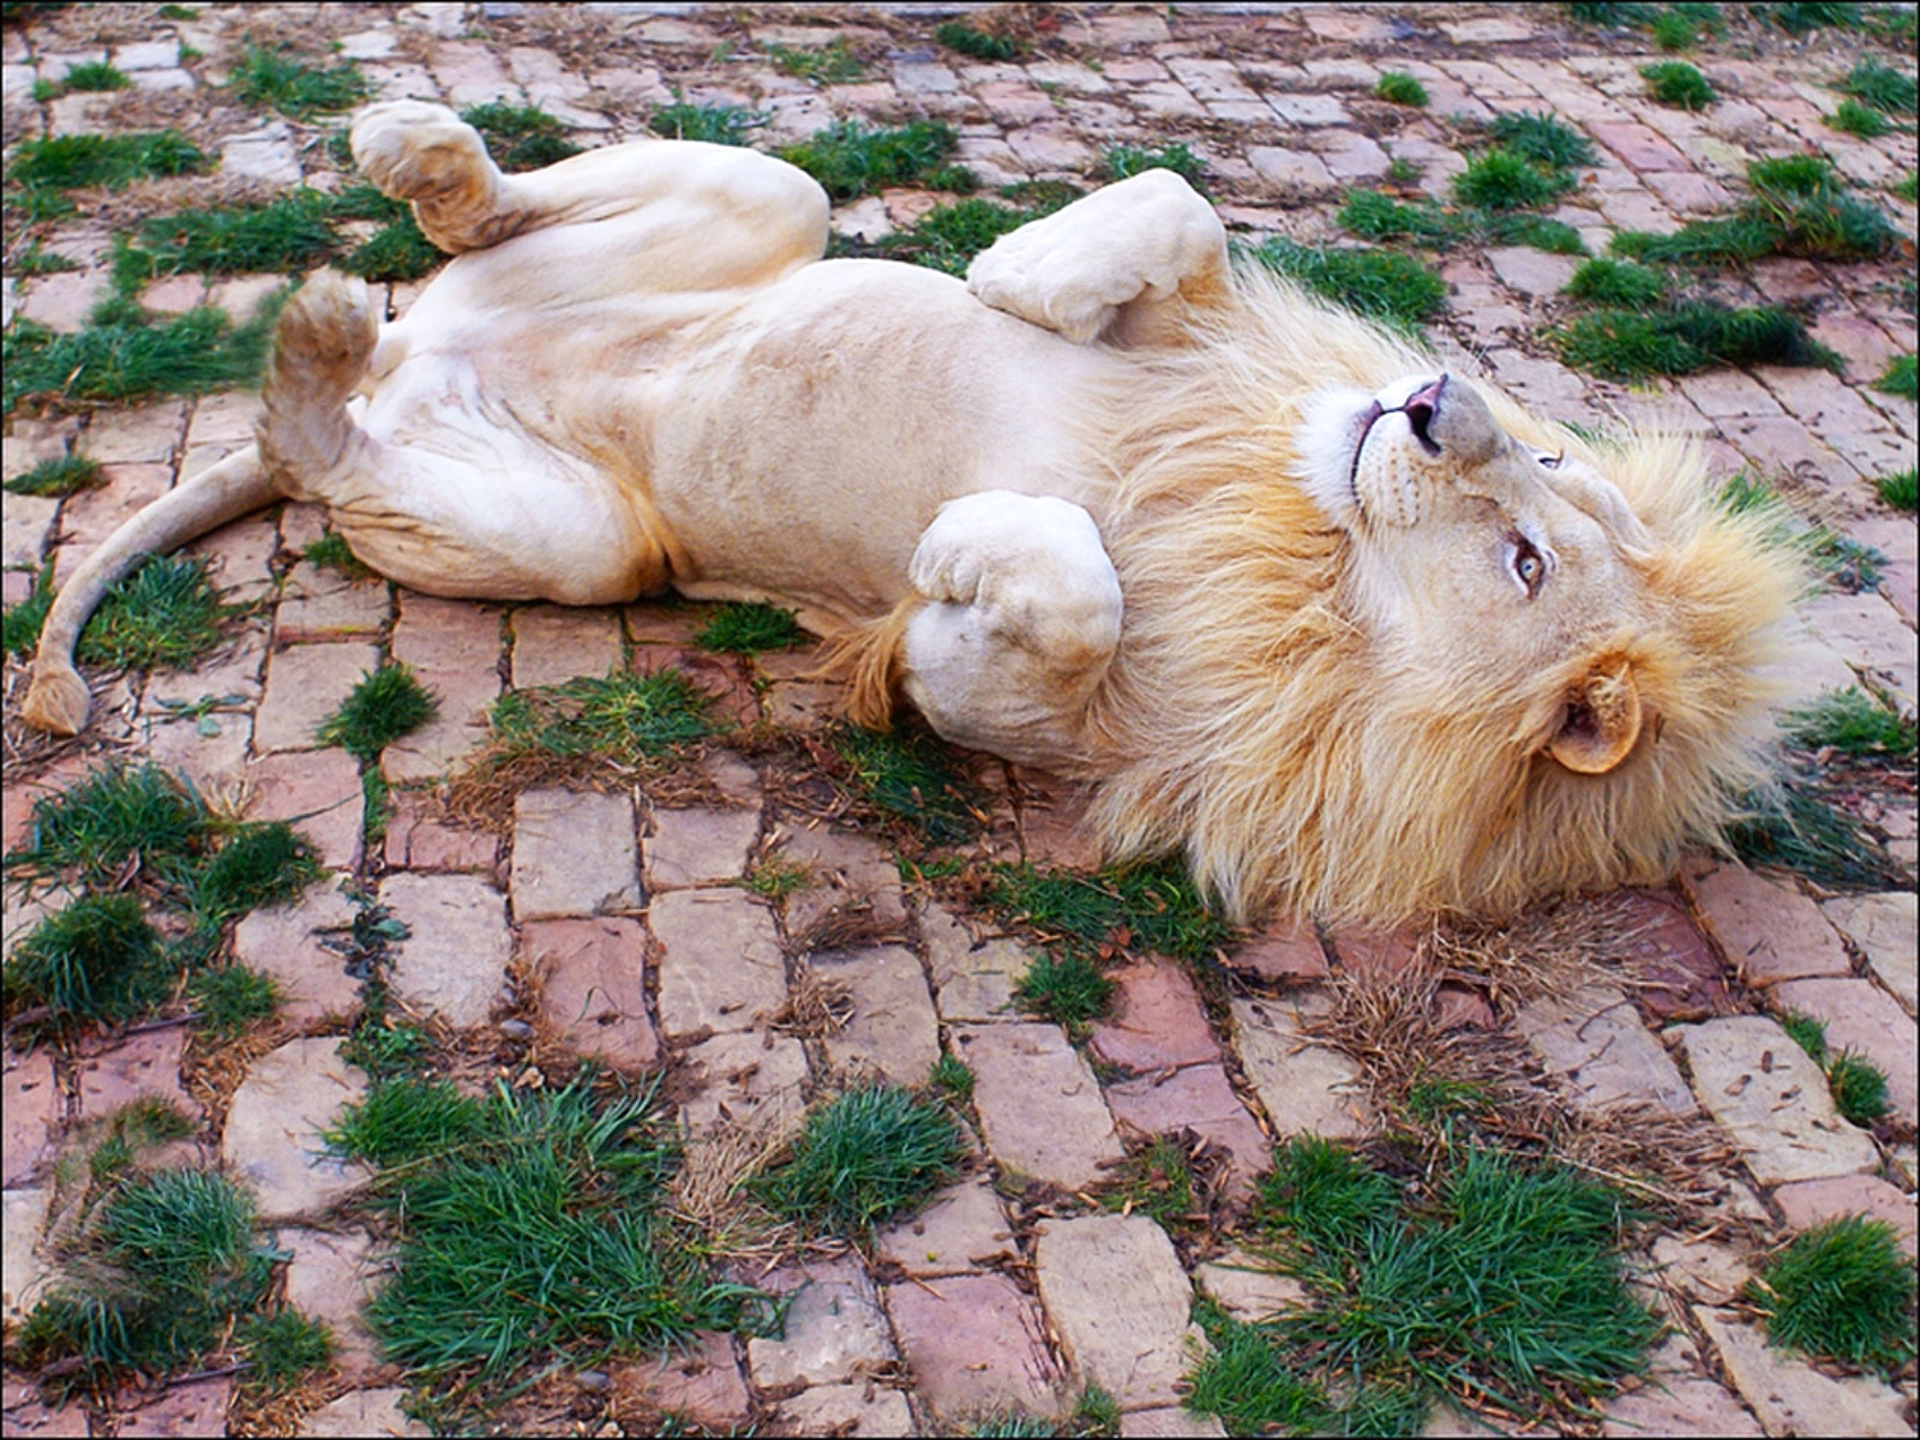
[895,492,1122,769]
[350,101,827,291]
[965,168,1231,347]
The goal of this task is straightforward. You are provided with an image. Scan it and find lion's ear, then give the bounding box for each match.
[1548,660,1642,775]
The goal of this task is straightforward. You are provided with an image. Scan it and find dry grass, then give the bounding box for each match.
[767,965,854,1039]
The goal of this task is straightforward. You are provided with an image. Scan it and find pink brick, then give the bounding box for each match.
[1089,960,1218,1072]
[1772,1175,1917,1256]
[1771,978,1917,1124]
[1684,861,1852,985]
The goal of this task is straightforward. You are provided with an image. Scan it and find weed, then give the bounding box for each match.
[742,855,809,901]
[189,963,280,1037]
[332,1078,759,1377]
[226,44,367,118]
[1642,60,1716,109]
[234,1308,334,1392]
[325,1076,488,1165]
[60,60,132,92]
[486,670,716,766]
[192,821,321,922]
[754,1084,962,1234]
[1727,777,1907,890]
[1490,110,1600,171]
[1826,1050,1891,1125]
[868,196,1027,275]
[1766,2,1863,33]
[5,303,280,413]
[1786,687,1917,757]
[1103,1137,1200,1226]
[1876,468,1917,510]
[1778,1009,1828,1060]
[1564,257,1668,306]
[5,762,206,888]
[301,531,371,577]
[1455,148,1572,210]
[929,1052,974,1100]
[1375,71,1429,106]
[1748,1214,1915,1373]
[933,19,1023,61]
[989,859,1234,961]
[115,194,338,286]
[337,212,446,282]
[7,130,207,191]
[694,601,805,653]
[316,664,437,761]
[764,39,864,86]
[1107,142,1206,193]
[647,100,765,145]
[1338,189,1463,247]
[1829,98,1893,137]
[2,894,172,1038]
[1248,239,1447,332]
[77,555,236,670]
[1896,172,1918,204]
[780,120,959,202]
[1552,301,1837,380]
[829,722,979,842]
[1014,951,1115,1026]
[1875,354,1917,400]
[5,452,101,497]
[460,101,584,172]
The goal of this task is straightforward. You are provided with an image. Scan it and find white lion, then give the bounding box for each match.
[24,102,1797,924]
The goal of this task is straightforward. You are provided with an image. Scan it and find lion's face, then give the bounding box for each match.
[1295,372,1657,775]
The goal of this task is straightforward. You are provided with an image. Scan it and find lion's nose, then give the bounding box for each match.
[1401,374,1447,455]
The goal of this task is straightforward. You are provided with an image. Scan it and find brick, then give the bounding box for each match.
[243,749,364,872]
[745,1257,894,1388]
[382,793,498,871]
[676,1029,809,1133]
[4,1187,52,1326]
[1104,1063,1271,1193]
[1676,1016,1878,1184]
[254,642,382,754]
[1486,245,1582,297]
[1193,1248,1309,1323]
[222,1037,369,1219]
[611,1332,749,1431]
[876,1179,1014,1277]
[1231,995,1368,1139]
[524,916,657,1070]
[380,872,512,1028]
[887,1272,1064,1423]
[1771,978,1917,1124]
[1516,984,1697,1116]
[922,903,1031,1021]
[1225,916,1328,981]
[53,462,170,580]
[1034,1213,1201,1410]
[1090,959,1218,1073]
[1267,92,1349,127]
[1618,888,1731,1022]
[274,561,389,642]
[1005,124,1095,172]
[652,889,787,1040]
[813,944,940,1086]
[510,787,640,920]
[1819,892,1916,1012]
[646,806,759,890]
[777,825,906,940]
[772,1382,913,1437]
[1772,1174,1917,1257]
[278,1226,383,1374]
[117,1378,231,1438]
[1683,861,1852,985]
[1600,1335,1762,1437]
[1694,1305,1907,1437]
[954,1022,1123,1191]
[2,1050,59,1188]
[1800,590,1916,705]
[510,604,623,688]
[300,1389,431,1438]
[75,1027,199,1124]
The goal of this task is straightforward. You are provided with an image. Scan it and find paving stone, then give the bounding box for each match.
[510,604,624,688]
[1647,1234,1751,1308]
[0,1387,89,1438]
[1693,1304,1909,1437]
[1770,977,1917,1124]
[611,1332,750,1430]
[1120,1409,1226,1438]
[1676,1016,1878,1185]
[777,825,907,940]
[274,561,389,642]
[524,916,656,1069]
[1771,1174,1917,1257]
[222,1037,369,1219]
[277,1226,382,1373]
[1600,1335,1762,1437]
[876,1178,1015,1277]
[812,944,940,1086]
[254,642,383,753]
[1012,769,1101,869]
[511,787,640,920]
[1247,144,1336,191]
[1620,888,1732,1021]
[1683,861,1852,985]
[1192,1247,1310,1323]
[1486,245,1582,297]
[1515,984,1697,1117]
[1034,1213,1202,1411]
[1,491,57,569]
[954,1022,1123,1191]
[771,1381,914,1437]
[3,1187,51,1325]
[745,1257,895,1388]
[888,1271,1064,1423]
[1819,891,1917,1013]
[78,401,183,465]
[244,749,364,872]
[922,903,1031,1021]
[232,884,360,1026]
[54,463,171,581]
[1230,995,1368,1139]
[383,595,503,781]
[1089,959,1219,1073]
[300,1388,431,1438]
[382,793,498,871]
[646,805,760,890]
[1104,1064,1271,1193]
[677,1029,809,1133]
[75,1028,197,1123]
[1225,917,1329,981]
[1802,590,1917,705]
[221,119,301,185]
[116,1377,231,1437]
[2,1050,59,1188]
[653,889,788,1040]
[380,872,513,1028]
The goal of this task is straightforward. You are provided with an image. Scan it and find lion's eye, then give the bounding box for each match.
[1512,538,1546,595]
[1537,451,1563,470]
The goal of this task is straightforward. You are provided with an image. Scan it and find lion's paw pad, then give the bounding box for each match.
[350,101,489,201]
[274,272,377,376]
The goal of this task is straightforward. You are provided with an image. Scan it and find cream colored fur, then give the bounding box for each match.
[24,103,1799,925]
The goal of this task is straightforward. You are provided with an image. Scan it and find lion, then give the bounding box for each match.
[22,101,1799,926]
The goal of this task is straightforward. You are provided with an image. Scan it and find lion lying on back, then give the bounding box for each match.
[24,102,1797,925]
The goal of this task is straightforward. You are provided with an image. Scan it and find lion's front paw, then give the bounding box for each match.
[350,100,492,202]
[270,270,377,389]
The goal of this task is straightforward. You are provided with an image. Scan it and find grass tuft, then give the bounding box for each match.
[1248,240,1447,333]
[316,664,437,762]
[115,193,338,287]
[754,1085,962,1234]
[1552,301,1837,380]
[234,1308,334,1393]
[1107,142,1206,193]
[1876,468,1917,511]
[1102,1136,1200,1226]
[1842,58,1916,115]
[8,130,207,191]
[226,44,367,118]
[301,531,371,577]
[77,555,235,670]
[780,120,960,202]
[5,301,282,414]
[2,894,172,1037]
[1374,71,1429,106]
[929,1052,974,1100]
[325,1076,488,1165]
[1829,98,1893,137]
[2,571,55,658]
[1874,354,1917,400]
[59,60,132,92]
[1826,1050,1891,1125]
[1653,3,1725,48]
[764,39,864,86]
[5,453,101,497]
[482,670,717,771]
[1642,60,1716,109]
[1254,1135,1400,1258]
[933,19,1024,61]
[1748,1215,1915,1373]
[1564,257,1668,306]
[5,762,206,887]
[192,821,322,921]
[188,963,280,1037]
[1615,156,1895,267]
[693,602,806,653]
[857,195,1028,274]
[1766,2,1863,33]
[1786,687,1917,757]
[1778,1010,1828,1061]
[1727,778,1907,890]
[647,100,765,145]
[1454,148,1570,210]
[829,722,979,842]
[1489,110,1600,171]
[460,101,584,172]
[989,859,1234,962]
[337,211,446,283]
[1014,951,1115,1027]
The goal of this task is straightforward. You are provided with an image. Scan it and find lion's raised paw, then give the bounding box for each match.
[350,100,492,202]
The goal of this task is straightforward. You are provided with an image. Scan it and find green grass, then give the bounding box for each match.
[234,1308,335,1393]
[1653,3,1725,48]
[5,453,101,497]
[316,664,438,761]
[60,60,132,92]
[1552,301,1838,380]
[337,212,446,282]
[114,193,339,288]
[325,1076,488,1165]
[331,1077,759,1380]
[75,555,236,671]
[3,893,172,1038]
[1829,98,1894,137]
[2,572,55,659]
[863,196,1030,274]
[1613,156,1895,267]
[764,38,864,86]
[1247,240,1447,333]
[929,1052,974,1100]
[1564,257,1669,306]
[989,859,1235,962]
[5,762,207,888]
[1876,468,1917,510]
[7,130,207,191]
[226,44,367,118]
[1843,59,1917,115]
[5,300,282,414]
[1766,2,1863,33]
[933,19,1024,61]
[1337,190,1464,247]
[158,3,199,16]
[1747,1215,1916,1373]
[742,854,809,900]
[1642,60,1715,109]
[1875,354,1917,400]
[829,721,980,843]
[188,963,280,1037]
[693,601,805,653]
[1107,142,1206,193]
[190,821,321,922]
[1102,1137,1201,1226]
[302,530,371,577]
[1826,1050,1891,1126]
[1566,1,1661,26]
[1014,951,1115,1027]
[1778,1009,1827,1060]
[1455,148,1573,210]
[779,120,964,202]
[1490,110,1600,171]
[485,670,717,766]
[1897,171,1919,204]
[1727,778,1907,890]
[1786,687,1917,757]
[753,1084,962,1234]
[1482,212,1588,253]
[1185,1138,1657,1431]
[460,101,584,172]
[11,240,82,276]
[646,100,766,145]
[1374,70,1429,106]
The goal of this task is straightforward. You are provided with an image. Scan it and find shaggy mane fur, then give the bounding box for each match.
[1078,265,1797,925]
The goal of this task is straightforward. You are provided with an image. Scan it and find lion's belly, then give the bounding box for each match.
[645,260,1127,624]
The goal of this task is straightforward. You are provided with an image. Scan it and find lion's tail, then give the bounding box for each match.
[23,444,280,735]
[819,597,918,731]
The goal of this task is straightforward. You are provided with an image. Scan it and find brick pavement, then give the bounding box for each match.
[2,3,1916,1436]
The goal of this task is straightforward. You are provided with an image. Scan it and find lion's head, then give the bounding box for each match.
[1084,266,1798,926]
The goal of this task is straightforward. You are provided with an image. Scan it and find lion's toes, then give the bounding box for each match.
[350,100,490,202]
[271,271,377,386]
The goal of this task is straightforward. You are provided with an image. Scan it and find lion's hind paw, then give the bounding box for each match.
[350,100,492,203]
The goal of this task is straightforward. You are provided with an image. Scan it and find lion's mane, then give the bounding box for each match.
[1078,266,1797,926]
